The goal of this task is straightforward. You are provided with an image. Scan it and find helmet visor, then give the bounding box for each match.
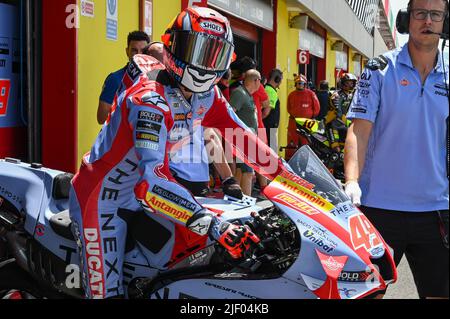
[169,31,234,71]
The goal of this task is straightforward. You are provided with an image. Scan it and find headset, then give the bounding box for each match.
[269,69,283,84]
[396,1,450,179]
[396,0,449,38]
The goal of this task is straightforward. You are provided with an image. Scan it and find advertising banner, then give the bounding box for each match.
[0,3,21,128]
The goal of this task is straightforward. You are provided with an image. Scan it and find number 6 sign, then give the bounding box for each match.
[0,79,11,117]
[297,50,310,65]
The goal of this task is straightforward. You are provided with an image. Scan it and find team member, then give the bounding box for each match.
[344,0,449,299]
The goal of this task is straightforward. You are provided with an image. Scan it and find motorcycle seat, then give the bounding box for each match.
[49,210,74,241]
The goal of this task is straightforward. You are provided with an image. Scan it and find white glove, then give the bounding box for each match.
[344,180,362,207]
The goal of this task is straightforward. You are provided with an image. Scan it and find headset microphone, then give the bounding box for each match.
[424,30,450,40]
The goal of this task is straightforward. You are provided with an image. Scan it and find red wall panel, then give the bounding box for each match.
[0,127,27,160]
[41,0,77,173]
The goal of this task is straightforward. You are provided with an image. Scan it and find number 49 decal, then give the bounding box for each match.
[0,79,11,117]
[349,213,383,252]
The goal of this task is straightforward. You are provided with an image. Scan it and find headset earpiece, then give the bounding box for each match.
[396,9,410,35]
[443,14,449,38]
[396,6,450,39]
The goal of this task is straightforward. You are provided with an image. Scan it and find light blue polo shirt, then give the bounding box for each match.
[347,44,449,212]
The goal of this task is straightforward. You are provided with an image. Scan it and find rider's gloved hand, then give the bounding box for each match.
[344,180,362,207]
[187,210,260,259]
[222,177,243,199]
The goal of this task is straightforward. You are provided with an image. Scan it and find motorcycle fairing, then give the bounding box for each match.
[149,277,317,299]
[295,118,326,135]
[0,160,69,238]
[263,148,397,298]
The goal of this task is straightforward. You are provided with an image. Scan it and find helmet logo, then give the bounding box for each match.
[200,21,224,34]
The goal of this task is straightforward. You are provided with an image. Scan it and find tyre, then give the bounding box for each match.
[0,259,39,298]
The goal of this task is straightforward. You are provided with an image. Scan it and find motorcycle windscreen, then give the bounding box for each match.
[287,145,347,206]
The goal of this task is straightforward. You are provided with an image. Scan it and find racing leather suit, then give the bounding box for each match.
[69,55,285,299]
[325,90,353,149]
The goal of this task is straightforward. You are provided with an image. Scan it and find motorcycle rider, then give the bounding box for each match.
[69,7,285,299]
[325,73,358,151]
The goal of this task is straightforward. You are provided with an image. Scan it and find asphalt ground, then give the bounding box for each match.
[384,257,419,299]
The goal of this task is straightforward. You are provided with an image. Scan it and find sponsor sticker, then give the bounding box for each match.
[138,111,163,123]
[316,250,348,279]
[135,140,159,150]
[136,120,161,133]
[303,230,336,253]
[145,192,193,223]
[275,193,321,216]
[338,270,373,282]
[329,202,355,217]
[196,106,206,116]
[136,132,159,143]
[152,185,197,211]
[174,113,186,121]
[350,107,367,114]
[141,92,170,112]
[272,175,333,212]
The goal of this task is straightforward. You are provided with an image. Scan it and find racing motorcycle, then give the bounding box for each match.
[0,146,397,299]
[282,118,346,181]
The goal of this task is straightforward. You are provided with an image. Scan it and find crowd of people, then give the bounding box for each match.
[71,0,447,299]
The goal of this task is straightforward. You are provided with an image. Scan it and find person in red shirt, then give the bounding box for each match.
[286,74,320,159]
[252,76,270,193]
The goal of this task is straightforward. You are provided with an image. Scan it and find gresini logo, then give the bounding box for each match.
[321,256,345,272]
[200,21,224,34]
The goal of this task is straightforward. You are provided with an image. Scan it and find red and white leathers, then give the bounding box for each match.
[69,55,285,299]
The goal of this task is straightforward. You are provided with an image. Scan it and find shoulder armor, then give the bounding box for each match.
[366,55,388,71]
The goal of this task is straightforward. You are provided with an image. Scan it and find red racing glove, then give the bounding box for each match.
[187,210,261,259]
[216,222,261,259]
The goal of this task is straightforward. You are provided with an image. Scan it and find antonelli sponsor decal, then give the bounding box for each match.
[272,175,333,212]
[145,192,193,223]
